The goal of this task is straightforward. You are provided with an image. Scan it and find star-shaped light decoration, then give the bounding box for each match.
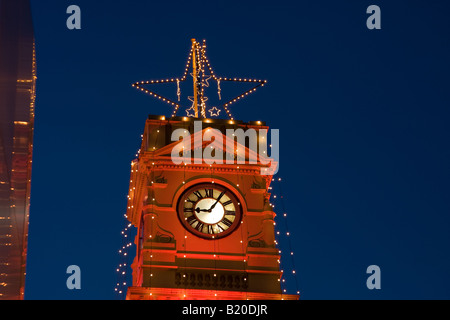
[185,105,196,117]
[208,107,221,117]
[201,75,212,87]
[132,39,267,120]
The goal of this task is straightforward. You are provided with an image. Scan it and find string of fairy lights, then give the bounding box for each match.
[131,39,267,120]
[269,176,301,297]
[114,133,146,299]
[148,124,162,298]
[236,166,249,300]
[114,213,133,298]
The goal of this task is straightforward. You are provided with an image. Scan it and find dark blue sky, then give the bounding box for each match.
[25,0,450,299]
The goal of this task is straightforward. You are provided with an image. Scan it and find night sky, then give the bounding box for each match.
[25,0,450,299]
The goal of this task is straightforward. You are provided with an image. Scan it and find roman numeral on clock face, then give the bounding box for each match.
[193,190,203,199]
[186,215,197,225]
[222,200,233,206]
[221,217,233,228]
[216,191,225,202]
[195,221,204,232]
[205,188,213,198]
[225,210,235,216]
[186,198,196,204]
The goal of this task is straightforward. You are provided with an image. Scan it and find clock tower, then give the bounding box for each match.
[125,40,298,300]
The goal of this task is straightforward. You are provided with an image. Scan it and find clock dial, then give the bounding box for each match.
[178,184,241,239]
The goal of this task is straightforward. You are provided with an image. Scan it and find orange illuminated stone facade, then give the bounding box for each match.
[125,115,298,300]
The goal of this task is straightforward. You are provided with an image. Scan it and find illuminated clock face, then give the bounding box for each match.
[178,184,241,239]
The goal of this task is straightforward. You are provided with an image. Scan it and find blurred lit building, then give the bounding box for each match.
[0,0,36,299]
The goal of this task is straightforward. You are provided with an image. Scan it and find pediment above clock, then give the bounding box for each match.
[151,127,275,168]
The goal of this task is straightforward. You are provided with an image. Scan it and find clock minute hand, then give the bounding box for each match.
[209,192,225,210]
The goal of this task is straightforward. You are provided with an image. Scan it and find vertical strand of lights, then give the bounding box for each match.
[235,163,248,300]
[273,177,300,296]
[148,170,154,299]
[149,124,161,298]
[197,41,207,118]
[182,122,188,299]
[116,134,144,298]
[270,188,285,298]
[115,214,132,299]
[214,224,219,300]
[270,179,279,295]
[199,41,206,118]
[274,210,287,297]
[182,222,187,300]
[149,192,154,299]
[217,79,222,100]
[193,40,200,118]
[239,176,248,299]
[209,160,219,299]
[183,185,187,299]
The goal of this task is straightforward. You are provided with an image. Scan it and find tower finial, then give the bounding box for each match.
[191,39,199,117]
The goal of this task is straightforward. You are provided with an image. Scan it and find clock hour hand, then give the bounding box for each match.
[195,207,211,213]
